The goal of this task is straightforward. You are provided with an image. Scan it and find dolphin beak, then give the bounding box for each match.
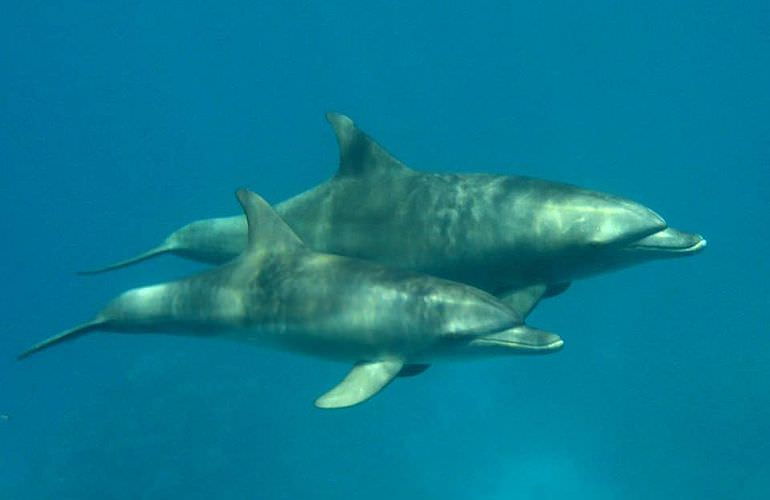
[469,326,564,353]
[627,227,707,254]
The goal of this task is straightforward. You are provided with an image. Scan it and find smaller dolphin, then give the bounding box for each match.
[20,189,562,409]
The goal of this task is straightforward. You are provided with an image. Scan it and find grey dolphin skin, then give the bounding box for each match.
[82,113,706,318]
[20,189,563,409]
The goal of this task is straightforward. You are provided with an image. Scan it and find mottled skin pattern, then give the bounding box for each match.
[101,252,521,362]
[84,113,705,304]
[150,169,702,296]
[21,191,562,365]
[21,191,565,407]
[282,170,670,294]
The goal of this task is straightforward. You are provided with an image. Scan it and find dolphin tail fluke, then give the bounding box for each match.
[76,244,172,275]
[17,320,106,360]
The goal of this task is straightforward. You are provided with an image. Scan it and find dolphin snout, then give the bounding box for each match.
[628,227,707,254]
[469,326,564,353]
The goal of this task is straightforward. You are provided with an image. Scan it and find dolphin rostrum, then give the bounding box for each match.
[81,113,706,318]
[20,189,563,409]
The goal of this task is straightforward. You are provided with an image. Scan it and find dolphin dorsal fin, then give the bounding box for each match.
[325,112,410,178]
[235,189,304,254]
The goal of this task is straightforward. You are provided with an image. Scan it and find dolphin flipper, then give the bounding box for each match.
[315,359,404,409]
[497,284,548,320]
[398,363,430,377]
[544,282,571,298]
[498,282,572,319]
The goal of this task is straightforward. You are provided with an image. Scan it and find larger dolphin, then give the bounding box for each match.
[20,189,563,409]
[82,114,705,317]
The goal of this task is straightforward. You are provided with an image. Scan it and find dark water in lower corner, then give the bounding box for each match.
[2,1,769,499]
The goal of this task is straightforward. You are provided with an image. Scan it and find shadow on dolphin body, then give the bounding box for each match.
[21,189,563,409]
[81,113,706,319]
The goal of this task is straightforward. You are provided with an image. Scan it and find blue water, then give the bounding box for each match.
[2,2,768,499]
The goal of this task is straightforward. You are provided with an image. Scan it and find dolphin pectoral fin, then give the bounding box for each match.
[544,282,571,298]
[314,359,404,409]
[497,284,548,320]
[77,244,173,275]
[398,363,430,377]
[498,283,572,319]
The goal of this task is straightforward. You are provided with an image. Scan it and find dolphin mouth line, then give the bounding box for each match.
[627,237,707,253]
[476,338,565,351]
[624,227,707,254]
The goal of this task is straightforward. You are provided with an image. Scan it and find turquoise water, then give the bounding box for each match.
[2,1,768,498]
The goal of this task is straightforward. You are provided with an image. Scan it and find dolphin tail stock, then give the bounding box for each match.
[17,319,107,360]
[76,244,173,275]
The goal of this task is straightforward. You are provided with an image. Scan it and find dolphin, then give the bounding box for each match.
[19,189,563,409]
[81,113,706,318]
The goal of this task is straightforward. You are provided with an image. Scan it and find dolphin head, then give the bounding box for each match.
[573,225,707,276]
[523,184,667,252]
[434,284,522,337]
[497,179,705,281]
[426,283,563,357]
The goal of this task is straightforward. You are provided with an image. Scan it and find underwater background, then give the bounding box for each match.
[2,1,768,499]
